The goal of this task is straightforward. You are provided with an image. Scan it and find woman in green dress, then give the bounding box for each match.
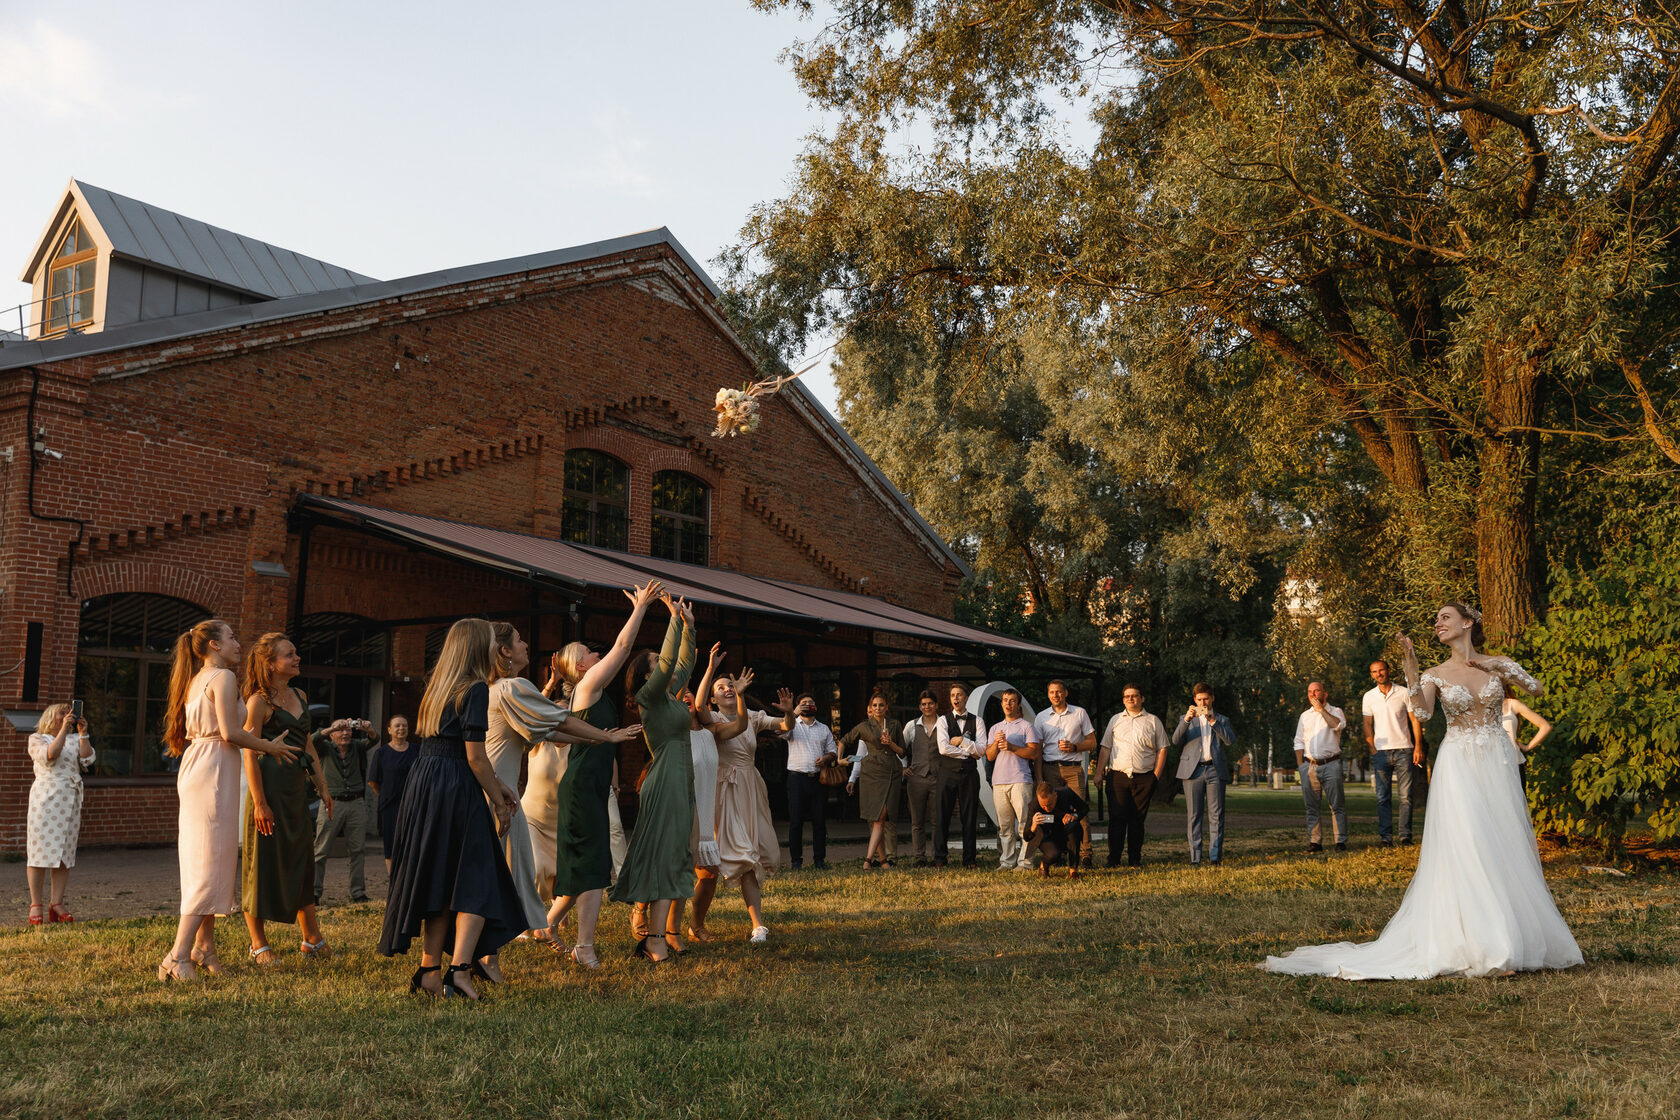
[841,692,906,868]
[542,581,660,969]
[241,633,334,963]
[607,594,697,962]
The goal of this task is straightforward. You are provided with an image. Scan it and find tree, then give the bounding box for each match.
[732,0,1680,639]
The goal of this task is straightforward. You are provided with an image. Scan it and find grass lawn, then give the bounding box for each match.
[3,832,1676,1120]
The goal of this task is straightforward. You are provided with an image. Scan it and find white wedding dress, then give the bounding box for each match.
[1262,659,1583,980]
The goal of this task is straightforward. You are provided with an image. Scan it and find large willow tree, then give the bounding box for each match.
[730,0,1680,640]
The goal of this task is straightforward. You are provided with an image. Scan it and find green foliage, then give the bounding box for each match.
[1517,515,1680,848]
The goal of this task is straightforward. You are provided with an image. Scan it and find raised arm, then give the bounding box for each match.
[692,643,724,718]
[664,604,699,700]
[637,609,685,707]
[708,671,754,742]
[1397,633,1439,722]
[570,581,663,712]
[1473,655,1544,698]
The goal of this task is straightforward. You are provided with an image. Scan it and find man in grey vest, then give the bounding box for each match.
[900,690,943,866]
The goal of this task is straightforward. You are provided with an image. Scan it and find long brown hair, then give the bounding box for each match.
[164,619,230,757]
[490,621,520,683]
[418,619,495,737]
[242,632,293,704]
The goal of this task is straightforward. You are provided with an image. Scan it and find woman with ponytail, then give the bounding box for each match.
[540,581,661,968]
[377,618,525,1001]
[160,620,297,982]
[240,633,332,964]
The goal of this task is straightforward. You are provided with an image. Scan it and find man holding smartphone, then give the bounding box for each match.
[1171,683,1234,867]
[311,717,373,903]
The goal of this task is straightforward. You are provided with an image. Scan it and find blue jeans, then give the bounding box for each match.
[1183,762,1225,864]
[1371,749,1416,842]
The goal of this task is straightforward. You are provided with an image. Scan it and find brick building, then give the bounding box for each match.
[0,180,1092,854]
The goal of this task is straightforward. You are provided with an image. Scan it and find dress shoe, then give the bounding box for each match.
[1307,842,1323,853]
[1335,842,1347,852]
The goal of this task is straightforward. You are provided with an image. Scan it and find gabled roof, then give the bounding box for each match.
[19,179,375,299]
[0,218,970,577]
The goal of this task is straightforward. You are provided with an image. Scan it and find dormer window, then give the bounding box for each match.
[45,217,96,334]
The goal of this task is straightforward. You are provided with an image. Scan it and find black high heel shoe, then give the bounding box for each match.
[444,963,481,1000]
[408,964,441,995]
[632,936,671,963]
[470,959,500,985]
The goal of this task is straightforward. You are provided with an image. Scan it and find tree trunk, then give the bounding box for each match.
[1476,352,1544,641]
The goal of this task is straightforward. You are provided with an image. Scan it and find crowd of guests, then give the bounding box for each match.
[19,588,1557,995]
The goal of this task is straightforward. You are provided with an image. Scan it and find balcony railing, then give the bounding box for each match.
[0,294,98,345]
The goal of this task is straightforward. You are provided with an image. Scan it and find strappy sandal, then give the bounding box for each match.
[632,936,671,963]
[663,933,688,955]
[408,964,441,996]
[28,903,44,926]
[190,946,223,975]
[157,954,197,983]
[47,903,74,923]
[249,944,278,967]
[299,938,331,960]
[444,963,481,1000]
[684,924,714,943]
[571,944,601,970]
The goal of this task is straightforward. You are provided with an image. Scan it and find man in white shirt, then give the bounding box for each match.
[1362,659,1426,846]
[1092,683,1170,868]
[1293,681,1348,852]
[1033,680,1098,868]
[780,693,837,870]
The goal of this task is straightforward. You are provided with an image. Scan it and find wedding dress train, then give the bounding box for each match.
[1262,662,1582,980]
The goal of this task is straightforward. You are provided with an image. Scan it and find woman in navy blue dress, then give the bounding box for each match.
[377,618,525,1000]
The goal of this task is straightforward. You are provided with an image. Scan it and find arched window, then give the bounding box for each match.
[75,593,210,777]
[45,217,97,334]
[561,450,630,551]
[651,471,709,566]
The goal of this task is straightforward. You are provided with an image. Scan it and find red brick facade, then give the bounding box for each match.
[0,240,964,853]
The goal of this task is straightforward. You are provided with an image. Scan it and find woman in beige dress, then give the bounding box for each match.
[695,673,788,944]
[26,702,94,924]
[159,620,297,982]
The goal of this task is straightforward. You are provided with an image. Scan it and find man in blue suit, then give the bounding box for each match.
[1172,682,1234,866]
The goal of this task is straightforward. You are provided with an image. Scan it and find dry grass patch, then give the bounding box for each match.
[2,831,1676,1119]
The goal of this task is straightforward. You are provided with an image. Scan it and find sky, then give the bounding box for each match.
[0,0,844,412]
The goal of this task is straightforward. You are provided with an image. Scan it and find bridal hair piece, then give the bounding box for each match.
[1459,604,1483,623]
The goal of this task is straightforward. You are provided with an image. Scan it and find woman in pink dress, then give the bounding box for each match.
[158,620,296,982]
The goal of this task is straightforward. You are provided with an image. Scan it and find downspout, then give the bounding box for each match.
[25,366,85,597]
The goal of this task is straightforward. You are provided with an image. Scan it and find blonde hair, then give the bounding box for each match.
[36,703,70,735]
[555,641,591,702]
[242,632,294,704]
[490,621,520,683]
[418,619,495,737]
[164,619,231,757]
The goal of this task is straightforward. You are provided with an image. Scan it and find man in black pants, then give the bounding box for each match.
[779,693,837,870]
[1023,780,1089,879]
[934,684,987,868]
[1092,684,1171,868]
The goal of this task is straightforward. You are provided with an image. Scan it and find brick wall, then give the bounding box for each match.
[0,241,962,853]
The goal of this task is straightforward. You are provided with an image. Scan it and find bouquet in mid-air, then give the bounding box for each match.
[712,373,800,438]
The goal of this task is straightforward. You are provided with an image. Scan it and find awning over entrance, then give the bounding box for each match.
[294,495,1096,669]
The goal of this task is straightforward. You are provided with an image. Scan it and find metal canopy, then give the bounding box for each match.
[295,495,1096,669]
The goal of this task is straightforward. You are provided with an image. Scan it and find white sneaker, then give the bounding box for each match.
[750,926,769,945]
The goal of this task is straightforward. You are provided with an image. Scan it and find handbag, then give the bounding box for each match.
[819,754,848,787]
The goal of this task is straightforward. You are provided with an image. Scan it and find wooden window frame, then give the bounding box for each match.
[561,450,631,551]
[43,217,97,336]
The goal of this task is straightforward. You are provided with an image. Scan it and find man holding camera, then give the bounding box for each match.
[1022,780,1088,878]
[780,692,838,870]
[312,717,373,903]
[1172,683,1233,867]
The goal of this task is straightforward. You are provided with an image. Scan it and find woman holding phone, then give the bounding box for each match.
[25,702,94,924]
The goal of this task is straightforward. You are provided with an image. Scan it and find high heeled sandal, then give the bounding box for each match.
[299,938,331,960]
[631,936,671,963]
[249,944,277,967]
[684,924,715,943]
[47,903,74,923]
[28,903,44,926]
[189,946,223,975]
[408,964,441,995]
[444,963,481,1000]
[157,954,197,983]
[571,944,601,970]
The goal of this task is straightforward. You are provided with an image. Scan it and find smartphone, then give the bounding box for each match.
[71,699,84,720]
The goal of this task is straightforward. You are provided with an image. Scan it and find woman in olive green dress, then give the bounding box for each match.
[842,693,906,868]
[241,633,333,963]
[606,595,696,962]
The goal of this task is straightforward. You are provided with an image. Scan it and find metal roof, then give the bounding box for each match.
[73,181,376,298]
[300,496,1092,666]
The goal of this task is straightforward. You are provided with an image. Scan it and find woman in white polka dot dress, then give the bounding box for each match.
[26,702,94,924]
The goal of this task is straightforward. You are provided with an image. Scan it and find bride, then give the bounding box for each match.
[1262,602,1583,980]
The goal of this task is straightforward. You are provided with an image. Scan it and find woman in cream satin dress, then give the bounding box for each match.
[1262,603,1582,980]
[485,622,638,966]
[159,620,297,982]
